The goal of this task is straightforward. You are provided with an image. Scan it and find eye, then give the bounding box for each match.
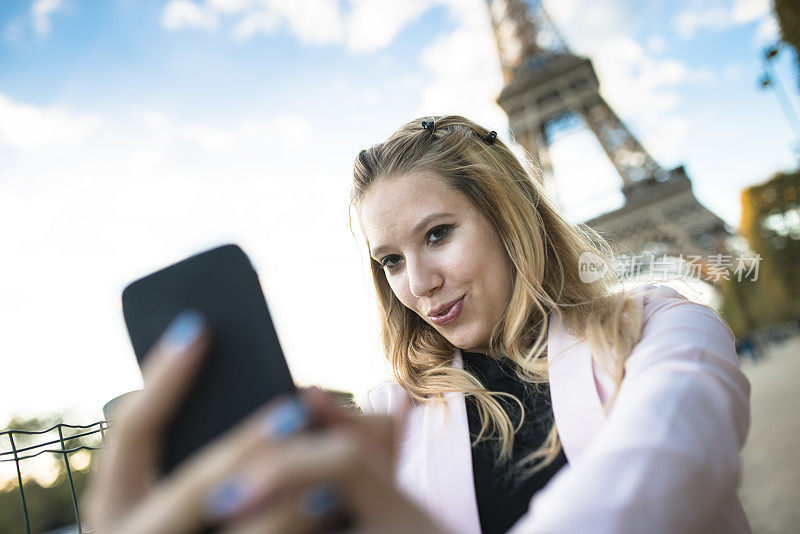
[380,254,402,271]
[427,224,452,245]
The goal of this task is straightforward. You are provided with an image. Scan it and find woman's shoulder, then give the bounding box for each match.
[627,282,692,308]
[625,283,738,370]
[358,380,410,415]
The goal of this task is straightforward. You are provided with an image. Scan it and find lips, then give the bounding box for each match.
[427,296,462,317]
[427,296,465,326]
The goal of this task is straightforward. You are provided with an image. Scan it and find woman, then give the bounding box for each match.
[352,115,750,533]
[85,115,750,533]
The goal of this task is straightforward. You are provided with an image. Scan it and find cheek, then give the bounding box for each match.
[477,234,512,297]
[386,273,416,309]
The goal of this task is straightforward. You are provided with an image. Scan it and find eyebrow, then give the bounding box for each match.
[369,211,454,260]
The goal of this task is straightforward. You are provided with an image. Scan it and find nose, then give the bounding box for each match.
[406,255,443,299]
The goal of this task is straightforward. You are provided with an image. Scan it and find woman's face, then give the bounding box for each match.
[360,170,513,354]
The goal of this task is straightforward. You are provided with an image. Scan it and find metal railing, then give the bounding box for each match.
[1,421,110,534]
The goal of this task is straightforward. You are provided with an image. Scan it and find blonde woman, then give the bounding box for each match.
[85,116,750,534]
[350,115,750,533]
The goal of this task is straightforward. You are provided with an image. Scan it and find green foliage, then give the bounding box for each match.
[775,0,800,58]
[1,416,102,534]
[0,468,96,534]
[722,170,800,338]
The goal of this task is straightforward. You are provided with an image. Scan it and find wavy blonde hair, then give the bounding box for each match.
[351,115,645,476]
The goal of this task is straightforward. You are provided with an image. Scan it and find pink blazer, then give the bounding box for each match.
[360,285,751,533]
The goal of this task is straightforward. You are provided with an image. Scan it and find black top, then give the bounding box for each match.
[461,350,568,534]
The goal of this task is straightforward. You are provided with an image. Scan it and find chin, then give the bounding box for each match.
[442,329,488,354]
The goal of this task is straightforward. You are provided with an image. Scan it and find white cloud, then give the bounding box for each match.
[412,0,716,185]
[400,73,422,90]
[673,0,774,40]
[181,123,237,151]
[238,114,312,149]
[208,0,258,14]
[31,0,63,37]
[590,36,684,135]
[0,100,387,423]
[362,88,380,104]
[0,93,100,150]
[732,0,771,24]
[415,0,506,129]
[232,9,280,40]
[541,0,725,161]
[723,62,746,82]
[161,0,218,32]
[346,0,433,53]
[528,12,637,148]
[162,0,345,45]
[647,35,667,54]
[545,0,626,46]
[754,15,779,45]
[673,3,730,39]
[271,0,344,46]
[138,109,311,152]
[161,0,434,51]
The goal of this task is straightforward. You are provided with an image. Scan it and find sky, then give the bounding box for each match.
[0,0,798,426]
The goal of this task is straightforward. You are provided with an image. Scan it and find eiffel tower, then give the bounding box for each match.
[486,0,732,262]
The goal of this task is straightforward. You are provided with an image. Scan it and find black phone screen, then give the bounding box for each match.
[122,243,296,474]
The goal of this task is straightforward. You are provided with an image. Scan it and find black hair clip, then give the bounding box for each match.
[484,130,497,145]
[421,120,435,132]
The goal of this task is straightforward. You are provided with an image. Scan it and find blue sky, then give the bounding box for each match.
[0,0,797,428]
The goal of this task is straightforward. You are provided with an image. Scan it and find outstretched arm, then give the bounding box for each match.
[510,290,751,534]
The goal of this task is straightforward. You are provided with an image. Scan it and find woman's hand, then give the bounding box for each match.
[82,311,446,533]
[82,311,308,533]
[213,388,450,534]
[83,310,214,532]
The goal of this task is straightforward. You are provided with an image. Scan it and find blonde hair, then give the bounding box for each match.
[351,115,644,476]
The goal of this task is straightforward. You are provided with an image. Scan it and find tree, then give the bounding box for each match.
[0,416,103,534]
[775,0,800,88]
[721,170,800,339]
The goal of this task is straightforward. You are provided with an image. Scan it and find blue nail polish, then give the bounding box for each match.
[162,310,204,352]
[206,478,249,520]
[263,397,309,440]
[301,486,341,518]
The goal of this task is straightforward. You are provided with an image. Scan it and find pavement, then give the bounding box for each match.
[738,336,800,534]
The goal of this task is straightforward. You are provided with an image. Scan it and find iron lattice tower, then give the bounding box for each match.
[487,0,732,260]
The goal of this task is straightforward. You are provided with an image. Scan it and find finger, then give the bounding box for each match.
[304,386,410,454]
[84,310,209,526]
[302,388,397,470]
[122,310,210,439]
[242,431,381,514]
[237,430,437,533]
[219,490,344,534]
[112,395,312,534]
[220,505,303,534]
[301,386,353,425]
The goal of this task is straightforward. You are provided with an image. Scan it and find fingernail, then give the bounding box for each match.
[205,477,250,521]
[263,397,309,440]
[300,486,341,519]
[161,310,204,352]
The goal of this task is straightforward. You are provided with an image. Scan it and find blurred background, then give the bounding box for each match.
[0,0,798,532]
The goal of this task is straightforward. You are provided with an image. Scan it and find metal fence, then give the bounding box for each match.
[1,421,110,534]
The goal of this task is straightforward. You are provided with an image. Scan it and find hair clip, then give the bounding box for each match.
[484,131,497,145]
[421,120,435,132]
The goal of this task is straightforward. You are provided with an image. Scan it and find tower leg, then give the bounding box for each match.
[579,95,662,188]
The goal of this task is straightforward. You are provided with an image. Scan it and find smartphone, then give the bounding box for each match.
[122,243,296,475]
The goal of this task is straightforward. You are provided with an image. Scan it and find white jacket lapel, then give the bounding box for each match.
[547,312,606,461]
[396,323,606,531]
[415,348,482,534]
